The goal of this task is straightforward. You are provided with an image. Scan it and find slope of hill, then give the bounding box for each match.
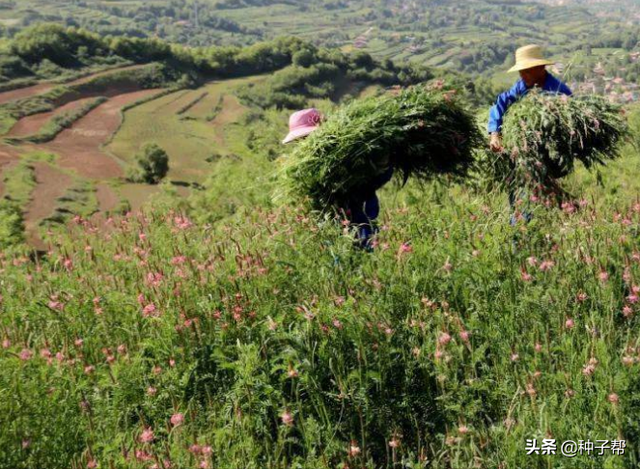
[2,9,640,469]
[2,128,640,468]
[0,25,437,248]
[0,0,638,78]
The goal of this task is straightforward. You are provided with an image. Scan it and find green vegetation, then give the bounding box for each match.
[2,8,640,469]
[499,92,628,187]
[3,145,640,467]
[2,160,35,206]
[284,85,482,211]
[0,199,23,247]
[1,0,637,80]
[127,143,170,184]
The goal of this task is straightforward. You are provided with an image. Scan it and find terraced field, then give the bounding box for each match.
[0,68,277,248]
[107,75,266,183]
[0,0,630,79]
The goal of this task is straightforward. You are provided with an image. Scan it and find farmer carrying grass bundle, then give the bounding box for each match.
[486,44,627,227]
[488,44,572,225]
[283,85,482,250]
[282,108,394,250]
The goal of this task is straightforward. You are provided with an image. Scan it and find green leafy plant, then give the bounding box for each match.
[486,91,629,193]
[126,143,169,184]
[284,85,483,211]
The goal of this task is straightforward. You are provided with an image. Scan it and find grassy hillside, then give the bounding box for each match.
[2,11,640,469]
[2,136,640,467]
[0,26,437,246]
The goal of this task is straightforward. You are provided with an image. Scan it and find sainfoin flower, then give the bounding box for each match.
[438,332,452,346]
[139,427,154,443]
[347,441,361,457]
[281,410,294,426]
[170,413,184,427]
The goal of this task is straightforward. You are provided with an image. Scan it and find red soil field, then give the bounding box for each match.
[0,64,147,106]
[23,162,73,249]
[0,84,54,106]
[7,97,96,137]
[37,89,162,179]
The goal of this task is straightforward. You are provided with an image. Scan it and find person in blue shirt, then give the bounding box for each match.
[488,44,572,225]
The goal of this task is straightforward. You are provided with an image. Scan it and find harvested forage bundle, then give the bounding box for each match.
[284,86,482,211]
[492,91,628,190]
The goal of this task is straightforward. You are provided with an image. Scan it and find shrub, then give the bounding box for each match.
[127,143,169,184]
[0,200,24,248]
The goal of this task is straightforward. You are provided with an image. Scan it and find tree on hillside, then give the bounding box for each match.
[127,143,169,184]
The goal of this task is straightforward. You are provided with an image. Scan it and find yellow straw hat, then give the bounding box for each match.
[508,45,554,73]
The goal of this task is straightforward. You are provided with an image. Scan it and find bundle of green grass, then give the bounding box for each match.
[484,91,628,191]
[284,85,483,211]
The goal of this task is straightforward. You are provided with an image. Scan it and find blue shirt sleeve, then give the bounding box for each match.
[487,81,523,134]
[544,73,572,96]
[560,82,573,96]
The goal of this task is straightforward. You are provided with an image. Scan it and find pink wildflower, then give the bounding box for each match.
[388,437,400,448]
[281,410,294,426]
[438,332,452,346]
[170,413,184,427]
[142,303,159,318]
[539,260,555,272]
[19,348,33,361]
[348,441,361,457]
[139,428,154,443]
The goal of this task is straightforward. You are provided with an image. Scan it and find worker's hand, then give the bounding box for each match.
[489,132,503,153]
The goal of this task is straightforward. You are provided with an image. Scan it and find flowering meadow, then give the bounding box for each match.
[3,147,640,469]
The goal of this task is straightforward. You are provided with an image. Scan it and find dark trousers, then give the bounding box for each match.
[346,167,394,248]
[508,187,532,226]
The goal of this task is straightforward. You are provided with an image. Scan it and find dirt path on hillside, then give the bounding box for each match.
[0,64,147,106]
[95,183,119,212]
[7,98,95,137]
[23,162,73,249]
[37,89,162,179]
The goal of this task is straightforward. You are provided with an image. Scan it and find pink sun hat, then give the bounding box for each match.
[282,108,323,144]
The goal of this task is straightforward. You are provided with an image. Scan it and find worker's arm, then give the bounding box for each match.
[559,81,573,96]
[488,81,523,135]
[488,81,525,153]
